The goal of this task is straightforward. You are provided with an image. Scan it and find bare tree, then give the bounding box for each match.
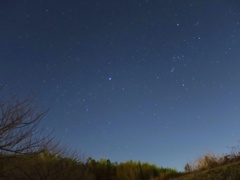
[0,95,54,156]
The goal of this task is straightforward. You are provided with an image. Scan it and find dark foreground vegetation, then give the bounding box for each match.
[1,150,240,180]
[173,151,240,180]
[1,92,240,179]
[0,152,178,180]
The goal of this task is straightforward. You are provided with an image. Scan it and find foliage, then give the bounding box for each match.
[0,152,85,180]
[85,157,178,180]
[0,153,178,180]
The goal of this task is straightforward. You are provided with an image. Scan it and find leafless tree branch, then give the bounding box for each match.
[0,96,55,156]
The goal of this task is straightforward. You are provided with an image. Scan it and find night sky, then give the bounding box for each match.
[1,0,240,170]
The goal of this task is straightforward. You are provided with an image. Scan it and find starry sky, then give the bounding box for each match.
[1,0,240,170]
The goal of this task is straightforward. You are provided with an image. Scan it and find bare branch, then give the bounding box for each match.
[0,95,55,156]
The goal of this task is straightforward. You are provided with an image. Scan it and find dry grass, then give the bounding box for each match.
[175,148,240,180]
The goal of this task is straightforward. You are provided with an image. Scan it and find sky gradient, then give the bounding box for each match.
[1,0,240,170]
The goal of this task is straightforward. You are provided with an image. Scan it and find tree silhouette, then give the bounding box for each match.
[0,95,54,156]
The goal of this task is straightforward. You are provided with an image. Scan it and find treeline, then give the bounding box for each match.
[0,152,178,180]
[85,157,178,180]
[1,88,240,179]
[0,92,178,179]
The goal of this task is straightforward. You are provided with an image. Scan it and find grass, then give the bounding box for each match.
[171,161,240,180]
[171,150,240,180]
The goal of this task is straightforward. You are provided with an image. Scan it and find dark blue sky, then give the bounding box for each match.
[1,0,240,170]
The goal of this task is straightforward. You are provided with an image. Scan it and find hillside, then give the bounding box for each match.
[170,158,240,180]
